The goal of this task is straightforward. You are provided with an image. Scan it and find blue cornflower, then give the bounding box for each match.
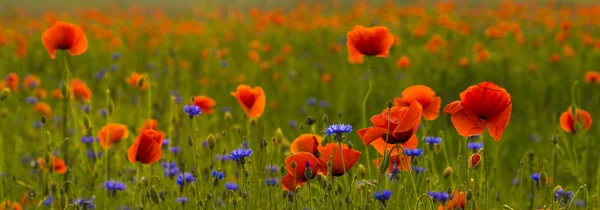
[175,197,189,204]
[229,148,252,161]
[412,166,425,174]
[467,142,483,151]
[94,70,106,80]
[34,121,43,128]
[306,97,317,106]
[373,190,392,201]
[162,162,179,177]
[162,139,170,147]
[99,109,108,118]
[531,173,540,182]
[104,180,126,195]
[183,105,202,118]
[404,148,424,157]
[87,150,103,159]
[575,199,586,207]
[319,100,329,108]
[211,170,224,180]
[221,106,232,113]
[425,136,442,145]
[202,140,208,148]
[43,195,53,207]
[427,192,453,203]
[112,52,121,61]
[81,136,95,144]
[265,165,278,173]
[26,96,38,104]
[388,164,400,181]
[555,187,574,204]
[220,60,228,68]
[216,155,229,161]
[225,182,239,190]
[82,104,90,113]
[289,120,298,128]
[265,178,277,186]
[242,141,249,149]
[170,147,181,154]
[325,124,353,137]
[176,173,195,186]
[110,64,119,72]
[73,197,95,209]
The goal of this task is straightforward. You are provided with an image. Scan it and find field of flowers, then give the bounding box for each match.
[0,0,599,209]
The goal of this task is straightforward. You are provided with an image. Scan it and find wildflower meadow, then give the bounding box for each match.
[1,0,600,209]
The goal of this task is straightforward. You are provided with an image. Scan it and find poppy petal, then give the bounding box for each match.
[392,101,422,142]
[281,173,306,191]
[423,96,441,120]
[485,104,512,141]
[127,139,140,163]
[450,108,485,137]
[290,134,322,155]
[284,152,320,180]
[247,86,266,118]
[443,101,463,114]
[361,127,394,145]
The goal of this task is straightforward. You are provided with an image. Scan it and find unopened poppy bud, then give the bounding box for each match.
[387,100,393,108]
[83,115,91,130]
[41,116,46,124]
[291,161,297,169]
[322,113,328,122]
[539,172,549,187]
[207,134,216,150]
[224,111,233,122]
[305,116,315,125]
[280,164,286,174]
[426,177,431,183]
[221,131,227,137]
[469,153,482,169]
[466,191,473,200]
[446,187,453,195]
[443,166,453,178]
[60,83,69,99]
[260,138,268,149]
[552,134,558,145]
[300,124,304,130]
[379,154,391,174]
[337,112,343,119]
[0,88,10,101]
[138,77,145,89]
[304,166,312,179]
[108,100,115,115]
[188,136,194,147]
[250,119,257,126]
[357,164,366,179]
[346,141,354,149]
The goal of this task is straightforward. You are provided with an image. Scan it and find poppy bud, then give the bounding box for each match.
[60,83,69,99]
[0,87,10,101]
[469,153,482,169]
[322,113,328,122]
[41,116,46,124]
[108,100,115,115]
[224,111,233,122]
[305,116,315,125]
[346,141,354,149]
[539,172,549,187]
[221,131,227,137]
[291,161,297,169]
[379,154,391,174]
[280,164,286,175]
[466,191,473,200]
[250,119,257,126]
[138,77,145,89]
[300,124,304,130]
[443,166,453,178]
[260,138,268,149]
[446,187,453,195]
[188,136,194,147]
[337,112,343,119]
[552,134,558,145]
[83,115,91,130]
[207,134,216,150]
[426,177,431,183]
[387,100,393,108]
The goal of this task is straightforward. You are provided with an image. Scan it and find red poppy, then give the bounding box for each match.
[290,134,322,155]
[51,89,63,99]
[444,81,512,141]
[357,101,423,146]
[125,72,148,90]
[317,143,361,176]
[128,129,164,164]
[559,107,592,133]
[5,73,19,92]
[139,119,159,132]
[69,78,92,101]
[41,21,88,59]
[34,88,47,99]
[0,200,22,210]
[346,25,394,61]
[23,74,41,90]
[38,155,67,174]
[281,152,322,191]
[192,96,216,114]
[438,191,466,210]
[394,85,442,120]
[231,84,266,119]
[98,123,130,150]
[395,56,411,69]
[33,102,53,118]
[586,71,600,84]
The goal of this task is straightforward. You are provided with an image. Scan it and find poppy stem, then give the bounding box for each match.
[308,180,314,210]
[132,163,142,208]
[480,149,488,210]
[361,57,373,176]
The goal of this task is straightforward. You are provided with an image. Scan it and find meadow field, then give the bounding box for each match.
[0,0,599,209]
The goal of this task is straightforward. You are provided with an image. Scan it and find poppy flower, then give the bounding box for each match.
[33,102,53,118]
[125,72,148,90]
[128,129,164,164]
[5,73,19,92]
[38,155,67,174]
[443,81,512,141]
[34,88,48,99]
[51,89,63,99]
[281,152,322,191]
[395,56,411,69]
[346,25,394,61]
[0,200,22,210]
[138,119,159,132]
[559,107,592,133]
[192,96,216,114]
[586,71,600,84]
[290,134,323,155]
[458,57,469,66]
[357,101,423,146]
[98,123,130,150]
[69,78,92,101]
[437,191,466,210]
[230,84,266,119]
[317,143,361,176]
[41,21,88,59]
[394,85,442,120]
[23,74,41,90]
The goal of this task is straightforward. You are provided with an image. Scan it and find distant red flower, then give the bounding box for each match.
[358,101,423,146]
[231,84,266,119]
[125,72,148,90]
[586,71,600,84]
[33,102,53,118]
[193,95,216,114]
[444,81,512,141]
[317,143,361,176]
[41,21,88,59]
[346,25,394,61]
[128,129,164,164]
[559,107,592,133]
[98,123,130,150]
[69,78,92,101]
[395,56,411,69]
[438,191,466,210]
[290,134,322,155]
[394,85,441,120]
[0,200,22,210]
[38,155,67,174]
[5,73,19,92]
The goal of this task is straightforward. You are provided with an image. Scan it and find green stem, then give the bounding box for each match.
[132,163,142,208]
[481,149,488,210]
[361,57,373,176]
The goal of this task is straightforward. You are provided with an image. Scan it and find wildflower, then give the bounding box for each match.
[394,85,442,120]
[70,79,92,101]
[43,195,53,207]
[358,101,422,147]
[242,141,249,149]
[26,96,38,104]
[162,139,170,147]
[175,197,188,204]
[531,173,540,182]
[38,155,67,174]
[98,123,129,150]
[183,104,202,118]
[412,166,425,174]
[211,170,224,180]
[425,136,441,145]
[176,173,195,186]
[161,162,179,177]
[229,148,252,161]
[82,104,90,113]
[325,124,353,137]
[216,155,229,161]
[128,129,165,164]
[42,21,88,59]
[265,178,277,186]
[0,200,22,210]
[306,97,317,106]
[266,165,278,173]
[99,109,108,117]
[87,150,102,160]
[319,100,329,108]
[396,56,411,69]
[404,148,424,157]
[444,81,512,141]
[170,147,181,154]
[125,72,148,90]
[281,152,321,191]
[72,197,94,209]
[93,70,106,80]
[372,190,392,206]
[428,192,453,203]
[290,134,322,155]
[112,52,120,60]
[225,182,238,191]
[346,25,394,61]
[438,191,466,210]
[23,74,41,90]
[585,71,600,84]
[289,120,298,128]
[193,96,216,114]
[104,181,126,195]
[318,143,361,176]
[33,102,53,117]
[467,142,483,151]
[231,84,266,119]
[559,107,592,133]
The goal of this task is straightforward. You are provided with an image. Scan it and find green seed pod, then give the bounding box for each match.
[379,154,391,174]
[83,115,92,130]
[224,111,233,122]
[322,113,329,123]
[108,100,115,115]
[0,87,10,101]
[138,77,145,89]
[443,166,453,178]
[357,164,366,179]
[207,134,216,150]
